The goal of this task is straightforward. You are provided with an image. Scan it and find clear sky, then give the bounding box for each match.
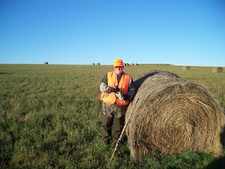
[0,0,225,66]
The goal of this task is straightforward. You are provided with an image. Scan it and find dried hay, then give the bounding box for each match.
[212,67,223,73]
[183,66,191,70]
[126,70,225,161]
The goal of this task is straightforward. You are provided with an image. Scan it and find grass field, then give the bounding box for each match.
[1,64,225,169]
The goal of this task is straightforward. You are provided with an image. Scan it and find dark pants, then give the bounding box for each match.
[101,113,125,144]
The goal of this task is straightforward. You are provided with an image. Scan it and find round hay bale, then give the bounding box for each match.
[212,67,223,73]
[183,66,191,70]
[126,70,225,161]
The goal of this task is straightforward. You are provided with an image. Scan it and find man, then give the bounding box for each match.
[99,58,135,144]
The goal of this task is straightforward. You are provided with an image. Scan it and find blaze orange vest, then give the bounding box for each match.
[99,71,131,106]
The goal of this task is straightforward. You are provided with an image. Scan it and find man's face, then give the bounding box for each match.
[114,66,124,75]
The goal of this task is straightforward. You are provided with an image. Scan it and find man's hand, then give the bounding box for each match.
[115,91,126,102]
[108,86,120,93]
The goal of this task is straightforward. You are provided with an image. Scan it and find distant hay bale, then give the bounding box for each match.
[126,70,225,161]
[183,66,191,70]
[44,62,48,64]
[213,67,223,73]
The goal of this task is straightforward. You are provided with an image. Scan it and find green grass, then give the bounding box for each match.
[0,64,225,169]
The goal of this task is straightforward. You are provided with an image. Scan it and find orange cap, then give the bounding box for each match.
[113,59,124,67]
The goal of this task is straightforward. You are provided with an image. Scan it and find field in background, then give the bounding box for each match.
[1,64,225,168]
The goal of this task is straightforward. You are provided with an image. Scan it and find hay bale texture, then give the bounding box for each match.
[212,67,223,73]
[183,66,191,70]
[126,70,225,161]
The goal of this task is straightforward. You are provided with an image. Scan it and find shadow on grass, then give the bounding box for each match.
[205,156,225,169]
[0,72,12,75]
[206,126,225,168]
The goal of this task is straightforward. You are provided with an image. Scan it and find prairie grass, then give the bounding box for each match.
[0,64,225,168]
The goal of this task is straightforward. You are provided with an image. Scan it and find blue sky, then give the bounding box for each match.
[0,0,225,66]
